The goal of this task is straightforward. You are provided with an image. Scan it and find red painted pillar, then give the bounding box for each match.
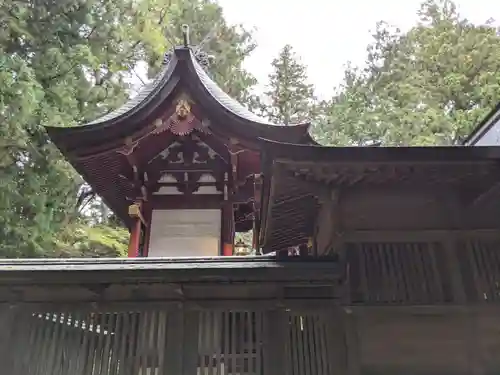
[223,243,233,256]
[127,218,141,258]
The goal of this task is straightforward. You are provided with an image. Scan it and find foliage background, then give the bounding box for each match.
[0,0,498,257]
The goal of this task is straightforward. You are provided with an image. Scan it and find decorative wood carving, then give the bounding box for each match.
[146,134,229,196]
[153,96,211,136]
[159,141,185,164]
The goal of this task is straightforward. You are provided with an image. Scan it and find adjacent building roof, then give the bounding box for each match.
[258,139,500,252]
[463,103,500,146]
[0,256,341,303]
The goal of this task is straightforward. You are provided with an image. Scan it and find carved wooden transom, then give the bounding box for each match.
[147,134,229,195]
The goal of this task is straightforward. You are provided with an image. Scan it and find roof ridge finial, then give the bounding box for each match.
[181,24,190,47]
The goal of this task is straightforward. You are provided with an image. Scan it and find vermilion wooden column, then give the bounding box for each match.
[127,202,143,258]
[221,173,234,256]
[127,218,141,258]
[223,243,233,256]
[141,202,152,257]
[221,201,234,256]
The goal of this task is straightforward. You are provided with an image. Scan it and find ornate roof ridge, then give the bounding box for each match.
[80,46,310,129]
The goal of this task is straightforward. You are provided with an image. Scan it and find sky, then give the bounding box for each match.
[217,0,500,99]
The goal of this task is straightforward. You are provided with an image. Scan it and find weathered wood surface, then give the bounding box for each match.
[0,256,342,306]
[1,241,500,374]
[345,236,500,305]
[2,303,500,375]
[2,234,500,306]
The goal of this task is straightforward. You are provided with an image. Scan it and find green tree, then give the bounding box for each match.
[143,0,257,102]
[0,0,257,257]
[260,44,316,125]
[317,0,500,146]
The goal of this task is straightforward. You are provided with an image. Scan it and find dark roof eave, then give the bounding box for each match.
[463,102,500,145]
[0,256,341,284]
[45,58,181,154]
[45,47,314,155]
[259,138,500,164]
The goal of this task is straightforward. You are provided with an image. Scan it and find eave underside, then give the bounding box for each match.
[64,129,262,228]
[44,49,316,227]
[259,143,500,253]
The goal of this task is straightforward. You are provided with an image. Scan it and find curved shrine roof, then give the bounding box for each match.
[46,47,314,154]
[44,47,316,228]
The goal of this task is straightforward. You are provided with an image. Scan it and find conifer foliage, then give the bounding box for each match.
[2,0,500,257]
[0,0,256,257]
[260,44,316,125]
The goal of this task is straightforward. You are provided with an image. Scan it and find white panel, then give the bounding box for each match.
[153,186,183,195]
[193,185,220,195]
[149,209,221,257]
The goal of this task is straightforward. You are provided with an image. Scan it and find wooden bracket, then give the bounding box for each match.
[314,189,343,256]
[128,202,146,226]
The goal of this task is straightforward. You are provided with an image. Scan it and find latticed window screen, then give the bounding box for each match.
[285,313,334,375]
[460,239,500,302]
[197,310,263,375]
[0,306,338,375]
[1,310,169,375]
[346,241,449,304]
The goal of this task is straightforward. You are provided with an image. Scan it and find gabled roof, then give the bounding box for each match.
[258,139,500,252]
[46,46,314,155]
[44,47,316,228]
[463,102,500,145]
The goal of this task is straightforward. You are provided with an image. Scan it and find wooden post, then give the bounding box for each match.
[263,309,287,375]
[142,202,152,257]
[163,305,184,375]
[221,172,234,256]
[443,238,467,303]
[128,216,142,258]
[326,308,347,375]
[182,310,200,375]
[128,202,144,258]
[223,242,233,256]
[252,173,262,252]
[466,310,484,375]
[343,308,361,375]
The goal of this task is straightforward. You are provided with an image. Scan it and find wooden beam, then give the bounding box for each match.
[150,194,223,209]
[342,229,500,242]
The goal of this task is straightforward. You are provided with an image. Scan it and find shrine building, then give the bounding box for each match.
[1,34,500,375]
[45,45,314,258]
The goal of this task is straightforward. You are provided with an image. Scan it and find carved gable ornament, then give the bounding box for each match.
[153,94,211,136]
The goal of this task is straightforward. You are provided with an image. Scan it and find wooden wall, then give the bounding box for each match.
[4,304,500,375]
[343,235,500,305]
[340,306,500,375]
